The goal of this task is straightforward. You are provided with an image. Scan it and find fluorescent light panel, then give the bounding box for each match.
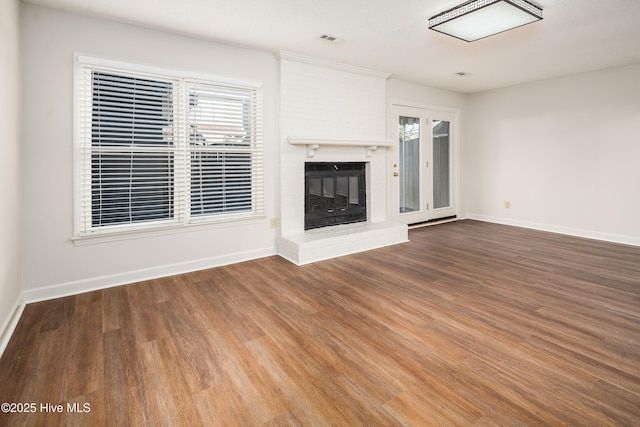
[429,0,542,42]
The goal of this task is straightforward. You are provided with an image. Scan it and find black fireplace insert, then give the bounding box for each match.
[305,162,367,230]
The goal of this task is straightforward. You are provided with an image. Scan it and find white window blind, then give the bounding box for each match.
[75,57,263,238]
[187,80,263,219]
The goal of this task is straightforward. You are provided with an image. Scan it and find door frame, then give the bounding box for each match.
[388,99,460,225]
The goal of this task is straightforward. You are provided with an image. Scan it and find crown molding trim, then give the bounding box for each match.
[276,51,392,79]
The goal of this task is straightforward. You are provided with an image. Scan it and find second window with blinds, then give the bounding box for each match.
[74,55,264,240]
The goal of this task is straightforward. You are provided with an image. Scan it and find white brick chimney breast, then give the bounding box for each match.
[277,52,407,265]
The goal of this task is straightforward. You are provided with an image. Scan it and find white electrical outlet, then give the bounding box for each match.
[504,201,511,209]
[269,218,277,229]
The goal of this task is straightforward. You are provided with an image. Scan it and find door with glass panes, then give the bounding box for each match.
[390,105,456,225]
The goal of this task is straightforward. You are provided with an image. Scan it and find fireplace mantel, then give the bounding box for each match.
[288,137,393,158]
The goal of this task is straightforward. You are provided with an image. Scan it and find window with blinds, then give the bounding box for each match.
[188,82,256,217]
[75,56,264,238]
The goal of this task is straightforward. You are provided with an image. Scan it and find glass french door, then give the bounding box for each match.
[390,105,456,225]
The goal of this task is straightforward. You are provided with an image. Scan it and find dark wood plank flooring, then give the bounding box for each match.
[1,220,639,426]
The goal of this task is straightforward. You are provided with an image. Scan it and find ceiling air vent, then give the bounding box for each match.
[319,34,344,44]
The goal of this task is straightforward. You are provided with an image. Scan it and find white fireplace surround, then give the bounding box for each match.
[277,53,408,265]
[278,141,408,265]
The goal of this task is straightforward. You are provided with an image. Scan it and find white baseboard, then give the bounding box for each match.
[466,214,640,247]
[23,246,278,304]
[0,292,25,359]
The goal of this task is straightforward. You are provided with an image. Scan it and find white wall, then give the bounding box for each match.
[0,0,23,353]
[387,78,467,111]
[464,64,640,245]
[20,4,278,300]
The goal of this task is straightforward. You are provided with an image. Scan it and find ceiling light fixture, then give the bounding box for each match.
[428,0,542,42]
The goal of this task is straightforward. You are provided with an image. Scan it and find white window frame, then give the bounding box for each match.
[73,54,264,244]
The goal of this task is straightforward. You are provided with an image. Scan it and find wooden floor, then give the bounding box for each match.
[1,220,639,426]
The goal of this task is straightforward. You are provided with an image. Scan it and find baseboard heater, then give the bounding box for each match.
[408,215,457,229]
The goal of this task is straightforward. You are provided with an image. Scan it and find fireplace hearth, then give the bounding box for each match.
[305,162,367,230]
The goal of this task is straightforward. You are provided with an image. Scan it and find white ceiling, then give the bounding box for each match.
[24,0,640,93]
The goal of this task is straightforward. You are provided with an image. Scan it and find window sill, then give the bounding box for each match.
[71,214,267,246]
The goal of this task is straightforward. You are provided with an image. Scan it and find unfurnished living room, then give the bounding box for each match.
[1,0,639,425]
